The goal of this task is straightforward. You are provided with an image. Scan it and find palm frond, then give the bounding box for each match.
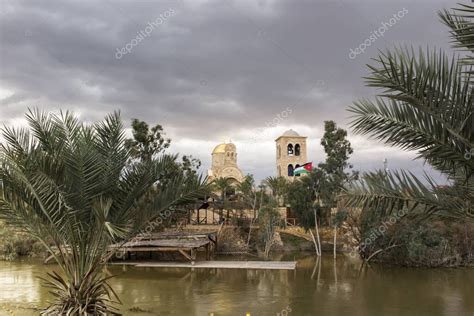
[439,4,474,71]
[364,47,472,140]
[349,98,473,176]
[344,170,472,220]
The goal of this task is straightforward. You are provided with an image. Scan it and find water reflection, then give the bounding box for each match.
[0,255,473,315]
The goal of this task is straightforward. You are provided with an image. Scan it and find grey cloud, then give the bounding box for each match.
[0,0,457,181]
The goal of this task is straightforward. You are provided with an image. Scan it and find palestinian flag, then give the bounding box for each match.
[294,162,312,175]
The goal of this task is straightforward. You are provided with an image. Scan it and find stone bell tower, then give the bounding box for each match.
[275,129,307,180]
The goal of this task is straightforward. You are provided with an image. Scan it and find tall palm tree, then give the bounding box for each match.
[0,110,208,314]
[345,4,473,220]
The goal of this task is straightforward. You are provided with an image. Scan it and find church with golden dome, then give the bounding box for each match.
[207,141,245,184]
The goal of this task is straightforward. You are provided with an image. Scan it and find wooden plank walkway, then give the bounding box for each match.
[111,260,297,270]
[143,231,217,240]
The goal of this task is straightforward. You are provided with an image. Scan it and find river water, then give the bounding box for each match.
[0,254,472,316]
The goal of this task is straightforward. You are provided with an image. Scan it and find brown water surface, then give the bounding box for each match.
[0,254,472,315]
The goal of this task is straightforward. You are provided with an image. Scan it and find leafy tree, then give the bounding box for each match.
[345,4,473,220]
[286,121,355,226]
[318,120,357,223]
[287,173,318,229]
[125,118,202,185]
[286,169,326,255]
[285,122,355,255]
[258,204,280,259]
[180,154,202,176]
[319,121,354,174]
[0,110,207,314]
[125,118,170,161]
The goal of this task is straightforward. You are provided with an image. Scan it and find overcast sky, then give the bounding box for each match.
[0,0,458,182]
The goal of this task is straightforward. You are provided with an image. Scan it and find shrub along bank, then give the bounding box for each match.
[0,221,45,260]
[359,213,474,267]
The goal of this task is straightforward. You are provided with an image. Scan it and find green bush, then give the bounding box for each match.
[0,221,45,260]
[358,214,473,267]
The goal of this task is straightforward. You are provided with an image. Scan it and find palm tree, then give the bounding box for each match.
[345,4,473,220]
[212,177,233,222]
[235,175,259,245]
[236,175,258,218]
[0,110,208,314]
[264,176,288,206]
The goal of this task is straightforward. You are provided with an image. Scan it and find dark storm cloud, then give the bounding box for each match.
[0,0,457,181]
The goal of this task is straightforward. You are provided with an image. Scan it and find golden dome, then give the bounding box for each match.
[212,142,236,154]
[212,143,227,154]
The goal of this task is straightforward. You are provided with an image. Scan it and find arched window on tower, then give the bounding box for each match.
[288,164,294,177]
[295,144,301,156]
[295,164,301,177]
[287,144,294,156]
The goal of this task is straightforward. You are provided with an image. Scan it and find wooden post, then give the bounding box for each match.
[215,237,218,254]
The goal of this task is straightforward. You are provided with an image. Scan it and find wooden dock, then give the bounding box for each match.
[108,230,218,262]
[109,238,213,261]
[111,260,297,270]
[44,230,218,264]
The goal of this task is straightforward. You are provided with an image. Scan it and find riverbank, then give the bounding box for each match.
[2,221,472,268]
[0,221,45,261]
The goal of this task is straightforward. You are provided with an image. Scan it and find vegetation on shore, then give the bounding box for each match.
[344,3,473,266]
[358,213,474,267]
[0,220,45,260]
